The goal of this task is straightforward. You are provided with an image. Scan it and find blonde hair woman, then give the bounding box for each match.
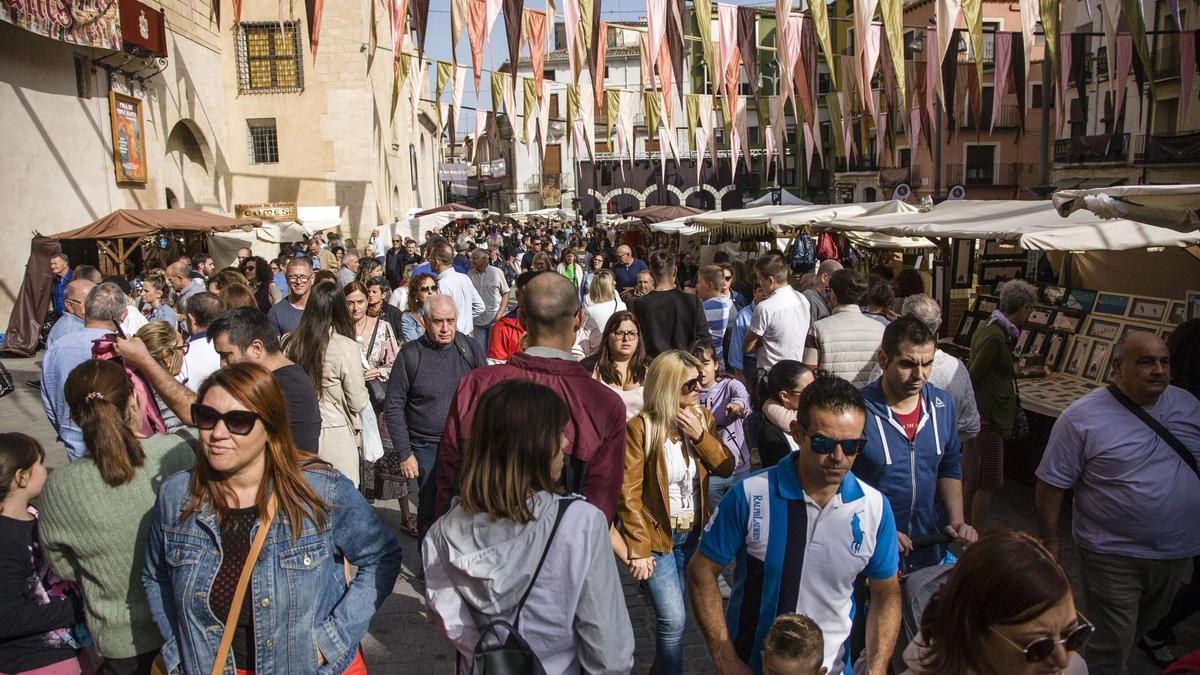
[619,350,734,675]
[135,320,188,432]
[575,269,626,357]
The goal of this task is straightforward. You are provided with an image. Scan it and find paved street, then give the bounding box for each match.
[3,354,1192,673]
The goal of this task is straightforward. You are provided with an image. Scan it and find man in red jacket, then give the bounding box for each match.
[435,272,628,523]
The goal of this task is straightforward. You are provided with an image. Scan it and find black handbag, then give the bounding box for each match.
[467,498,576,675]
[364,319,388,412]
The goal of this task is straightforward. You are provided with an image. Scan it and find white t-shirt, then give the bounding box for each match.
[749,286,812,370]
[664,438,698,518]
[181,335,221,393]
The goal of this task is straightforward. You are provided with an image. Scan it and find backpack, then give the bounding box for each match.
[816,232,841,261]
[403,333,479,390]
[467,498,578,674]
[787,233,816,272]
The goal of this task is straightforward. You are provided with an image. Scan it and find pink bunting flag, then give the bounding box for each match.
[647,0,667,91]
[990,32,1012,135]
[925,27,940,118]
[862,23,882,121]
[696,95,714,183]
[1114,33,1132,132]
[783,14,804,118]
[471,112,489,162]
[1057,34,1071,133]
[391,0,407,75]
[765,123,777,176]
[717,4,739,102]
[803,121,815,174]
[563,0,581,83]
[729,95,744,172]
[1181,31,1195,121]
[876,111,887,164]
[909,106,922,160]
[854,0,880,79]
[526,10,547,94]
[934,0,961,99]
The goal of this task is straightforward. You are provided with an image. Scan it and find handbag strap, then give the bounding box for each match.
[365,317,381,356]
[1106,384,1200,480]
[210,496,277,675]
[511,497,577,632]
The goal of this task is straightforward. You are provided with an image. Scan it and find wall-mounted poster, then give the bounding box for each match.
[541,173,561,207]
[109,92,147,183]
[1188,291,1200,320]
[951,239,974,288]
[1168,301,1186,326]
[1065,288,1098,312]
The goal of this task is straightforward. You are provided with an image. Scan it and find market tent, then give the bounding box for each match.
[48,208,259,240]
[296,206,342,235]
[770,200,922,227]
[844,231,937,249]
[647,215,711,236]
[822,200,1200,251]
[746,188,812,207]
[508,207,576,221]
[1052,184,1200,233]
[688,204,817,229]
[686,200,921,235]
[627,205,705,224]
[402,208,485,242]
[414,202,478,217]
[209,221,309,267]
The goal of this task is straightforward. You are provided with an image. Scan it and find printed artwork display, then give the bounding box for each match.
[1084,340,1111,382]
[1093,293,1131,316]
[1168,301,1186,326]
[1065,288,1098,312]
[1085,318,1121,341]
[1052,309,1085,334]
[1128,297,1168,322]
[1045,333,1067,370]
[109,92,147,183]
[1064,337,1090,377]
[951,238,974,288]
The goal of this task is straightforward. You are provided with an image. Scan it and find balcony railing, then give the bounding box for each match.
[834,156,881,173]
[962,104,1022,130]
[1053,133,1130,163]
[1154,33,1181,79]
[944,162,1023,186]
[1135,130,1200,164]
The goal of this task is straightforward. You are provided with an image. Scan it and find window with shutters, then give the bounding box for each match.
[237,22,304,94]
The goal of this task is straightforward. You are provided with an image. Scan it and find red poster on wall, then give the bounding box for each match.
[119,0,167,57]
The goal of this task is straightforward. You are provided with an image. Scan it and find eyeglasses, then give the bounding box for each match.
[612,330,639,341]
[191,404,261,436]
[989,618,1094,663]
[418,284,438,292]
[287,274,311,282]
[681,378,701,393]
[807,433,867,456]
[173,342,190,355]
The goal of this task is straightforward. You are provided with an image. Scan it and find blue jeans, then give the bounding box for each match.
[472,324,493,353]
[645,528,699,675]
[707,472,748,508]
[411,438,439,542]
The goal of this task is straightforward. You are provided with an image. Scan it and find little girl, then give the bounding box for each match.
[0,433,88,675]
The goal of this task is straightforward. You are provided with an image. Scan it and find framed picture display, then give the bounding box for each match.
[1187,291,1200,320]
[973,294,999,314]
[1064,337,1090,377]
[1014,329,1034,356]
[1128,297,1169,322]
[108,92,148,183]
[1026,306,1054,328]
[1065,288,1098,312]
[1085,317,1122,341]
[933,260,946,307]
[1027,330,1050,356]
[955,312,979,346]
[1045,332,1068,370]
[1094,292,1132,316]
[982,239,1023,259]
[1039,284,1067,306]
[951,239,975,288]
[1084,340,1113,382]
[980,262,1025,283]
[1051,308,1086,334]
[1121,323,1158,341]
[1167,301,1187,326]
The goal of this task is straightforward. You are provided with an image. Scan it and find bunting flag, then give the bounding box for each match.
[1167,0,1182,31]
[767,95,787,172]
[525,10,547,94]
[935,0,961,99]
[436,61,452,103]
[826,93,844,160]
[639,32,653,92]
[409,56,426,133]
[880,0,906,114]
[537,81,551,163]
[734,94,750,171]
[795,18,818,130]
[647,0,667,91]
[765,122,777,177]
[942,31,959,130]
[643,92,664,179]
[925,28,940,120]
[1114,33,1132,130]
[862,24,882,121]
[693,0,718,90]
[451,65,466,140]
[617,90,638,168]
[502,73,518,133]
[410,0,429,59]
[1040,0,1060,93]
[606,89,621,148]
[1181,31,1195,121]
[486,0,502,43]
[962,0,982,89]
[391,51,412,121]
[808,0,837,88]
[576,83,597,163]
[523,77,538,145]
[666,0,686,104]
[233,0,243,24]
[594,22,609,109]
[1018,0,1038,76]
[991,32,1012,134]
[503,0,525,86]
[802,122,815,173]
[583,0,603,89]
[853,0,879,78]
[698,94,716,181]
[451,0,469,58]
[658,93,681,170]
[468,0,487,92]
[876,111,888,163]
[909,106,921,159]
[491,72,505,115]
[1098,0,1120,84]
[657,37,676,125]
[436,103,449,146]
[966,62,981,134]
[737,6,760,97]
[305,0,324,61]
[471,112,489,162]
[782,15,804,118]
[1012,32,1027,130]
[1120,0,1152,96]
[1070,33,1088,131]
[777,5,798,114]
[1057,34,1071,133]
[717,4,739,101]
[879,22,898,112]
[686,94,699,150]
[368,0,379,72]
[563,0,581,82]
[391,0,407,75]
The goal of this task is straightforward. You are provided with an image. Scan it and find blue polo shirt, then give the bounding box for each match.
[699,453,899,674]
[612,258,647,292]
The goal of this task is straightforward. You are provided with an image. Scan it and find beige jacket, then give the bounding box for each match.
[319,333,370,431]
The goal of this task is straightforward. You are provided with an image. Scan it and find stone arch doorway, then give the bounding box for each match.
[165,119,217,209]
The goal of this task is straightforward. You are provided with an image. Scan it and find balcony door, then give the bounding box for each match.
[965,145,996,185]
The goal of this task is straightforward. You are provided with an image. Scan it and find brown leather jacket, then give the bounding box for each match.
[618,408,734,558]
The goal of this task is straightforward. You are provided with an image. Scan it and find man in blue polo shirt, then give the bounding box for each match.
[612,244,648,295]
[689,376,901,675]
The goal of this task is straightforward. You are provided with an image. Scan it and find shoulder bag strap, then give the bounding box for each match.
[1107,384,1200,480]
[210,497,277,675]
[366,317,381,356]
[511,497,576,632]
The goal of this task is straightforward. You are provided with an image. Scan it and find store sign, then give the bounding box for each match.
[109,92,147,183]
[480,158,507,179]
[235,202,298,221]
[1,0,121,48]
[437,163,468,182]
[119,0,167,57]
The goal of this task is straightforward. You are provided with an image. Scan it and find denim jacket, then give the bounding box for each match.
[142,467,403,675]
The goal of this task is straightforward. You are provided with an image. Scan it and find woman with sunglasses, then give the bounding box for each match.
[579,252,607,300]
[285,282,370,486]
[135,320,189,433]
[901,530,1090,674]
[143,363,403,675]
[401,273,438,342]
[619,350,734,675]
[239,255,280,313]
[39,360,195,673]
[758,360,816,468]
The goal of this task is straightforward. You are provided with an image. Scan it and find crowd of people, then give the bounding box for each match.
[5,219,1198,675]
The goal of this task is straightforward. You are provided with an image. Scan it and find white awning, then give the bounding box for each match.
[296,206,342,235]
[686,200,921,232]
[402,210,485,242]
[1052,184,1200,233]
[746,188,812,206]
[209,221,310,267]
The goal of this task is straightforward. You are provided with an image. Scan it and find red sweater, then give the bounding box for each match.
[487,311,524,362]
[435,351,627,523]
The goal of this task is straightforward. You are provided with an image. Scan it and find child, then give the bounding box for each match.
[0,433,87,675]
[761,613,827,675]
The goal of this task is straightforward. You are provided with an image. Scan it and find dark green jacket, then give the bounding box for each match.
[968,320,1018,437]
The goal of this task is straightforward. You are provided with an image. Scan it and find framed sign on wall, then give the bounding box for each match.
[109,92,147,183]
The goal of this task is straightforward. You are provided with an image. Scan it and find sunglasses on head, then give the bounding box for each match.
[806,432,867,456]
[191,404,261,436]
[990,618,1094,663]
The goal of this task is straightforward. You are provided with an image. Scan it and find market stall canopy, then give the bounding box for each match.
[823,200,1200,251]
[402,207,485,242]
[647,214,714,236]
[48,208,260,240]
[508,207,576,221]
[414,202,479,217]
[209,221,309,267]
[746,188,812,207]
[1052,184,1200,233]
[687,200,921,235]
[627,205,706,224]
[843,231,937,249]
[296,206,342,235]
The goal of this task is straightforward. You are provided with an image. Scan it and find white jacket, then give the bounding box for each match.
[808,305,886,389]
[423,492,635,675]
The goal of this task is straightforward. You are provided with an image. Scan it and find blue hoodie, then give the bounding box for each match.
[853,379,962,570]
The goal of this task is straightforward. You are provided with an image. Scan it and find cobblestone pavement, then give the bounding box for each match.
[4,355,1193,673]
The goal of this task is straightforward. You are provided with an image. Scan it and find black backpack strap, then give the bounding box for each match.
[1107,384,1199,480]
[512,497,578,631]
[403,342,422,392]
[454,332,479,369]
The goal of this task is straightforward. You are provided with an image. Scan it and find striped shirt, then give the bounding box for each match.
[703,296,736,368]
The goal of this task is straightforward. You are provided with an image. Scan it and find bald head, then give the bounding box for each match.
[1113,331,1172,405]
[423,294,458,346]
[166,261,192,291]
[64,279,95,319]
[816,259,843,289]
[520,271,582,337]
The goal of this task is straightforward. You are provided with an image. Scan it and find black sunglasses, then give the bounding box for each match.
[807,433,867,457]
[191,404,261,436]
[990,618,1094,663]
[681,377,701,393]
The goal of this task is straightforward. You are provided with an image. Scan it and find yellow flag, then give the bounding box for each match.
[809,0,838,89]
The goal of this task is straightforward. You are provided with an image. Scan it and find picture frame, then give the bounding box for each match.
[1127,297,1169,322]
[1039,284,1067,306]
[951,239,975,289]
[973,294,999,314]
[1027,330,1050,356]
[954,312,979,346]
[1167,301,1187,326]
[1094,292,1132,316]
[108,91,148,183]
[1084,340,1112,382]
[933,260,946,307]
[1026,306,1054,328]
[1188,291,1200,320]
[1064,337,1090,377]
[979,262,1026,284]
[1051,308,1086,334]
[1065,288,1098,312]
[1121,324,1158,341]
[1045,332,1067,370]
[982,238,1023,260]
[1014,329,1034,356]
[1085,317,1122,341]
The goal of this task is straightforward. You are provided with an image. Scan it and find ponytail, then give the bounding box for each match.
[64,361,145,487]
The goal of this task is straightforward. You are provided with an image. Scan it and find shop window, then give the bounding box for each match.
[237,21,304,94]
[247,118,279,164]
